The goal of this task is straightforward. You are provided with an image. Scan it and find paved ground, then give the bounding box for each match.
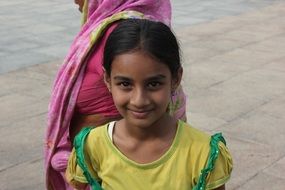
[0,0,285,189]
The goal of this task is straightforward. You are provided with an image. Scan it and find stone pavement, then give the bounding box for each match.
[1,0,285,189]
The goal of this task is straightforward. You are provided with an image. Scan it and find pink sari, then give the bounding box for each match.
[45,1,175,189]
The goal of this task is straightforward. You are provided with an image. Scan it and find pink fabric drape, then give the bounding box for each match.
[75,23,119,115]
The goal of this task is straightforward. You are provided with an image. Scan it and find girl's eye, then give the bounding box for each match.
[118,81,132,89]
[121,81,130,86]
[147,81,162,89]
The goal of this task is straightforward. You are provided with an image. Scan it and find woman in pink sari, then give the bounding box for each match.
[45,0,186,189]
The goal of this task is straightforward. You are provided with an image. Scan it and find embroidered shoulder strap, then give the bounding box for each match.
[192,133,226,190]
[73,127,103,190]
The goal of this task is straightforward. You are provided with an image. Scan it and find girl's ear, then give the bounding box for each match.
[171,67,183,91]
[103,69,111,92]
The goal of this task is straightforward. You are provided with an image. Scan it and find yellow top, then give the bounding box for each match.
[66,120,233,189]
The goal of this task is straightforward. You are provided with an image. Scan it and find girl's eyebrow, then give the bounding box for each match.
[147,74,166,81]
[113,76,132,81]
[113,74,166,81]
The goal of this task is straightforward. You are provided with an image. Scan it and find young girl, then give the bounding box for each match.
[65,19,233,190]
[45,1,187,189]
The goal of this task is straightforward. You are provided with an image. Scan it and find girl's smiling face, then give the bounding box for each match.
[105,51,180,129]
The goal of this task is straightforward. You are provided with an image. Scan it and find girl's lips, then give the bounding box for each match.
[130,110,151,119]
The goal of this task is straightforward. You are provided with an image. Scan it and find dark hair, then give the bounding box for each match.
[103,19,181,78]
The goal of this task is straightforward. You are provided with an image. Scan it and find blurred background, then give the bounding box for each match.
[0,0,284,189]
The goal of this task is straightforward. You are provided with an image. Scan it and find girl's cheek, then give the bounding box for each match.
[112,93,128,103]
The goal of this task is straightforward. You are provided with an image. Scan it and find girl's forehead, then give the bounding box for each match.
[111,51,171,77]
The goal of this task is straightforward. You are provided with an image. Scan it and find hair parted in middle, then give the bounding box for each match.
[103,19,181,79]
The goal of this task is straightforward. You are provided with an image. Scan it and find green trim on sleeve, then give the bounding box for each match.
[74,127,103,190]
[192,133,227,190]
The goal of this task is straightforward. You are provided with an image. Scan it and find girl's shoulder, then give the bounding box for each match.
[178,120,231,162]
[178,120,211,144]
[85,122,111,144]
[83,122,113,159]
[177,120,233,188]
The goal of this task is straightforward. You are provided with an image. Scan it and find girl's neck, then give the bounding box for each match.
[113,114,179,164]
[117,114,177,141]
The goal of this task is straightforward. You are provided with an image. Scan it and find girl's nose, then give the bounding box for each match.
[130,88,150,108]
